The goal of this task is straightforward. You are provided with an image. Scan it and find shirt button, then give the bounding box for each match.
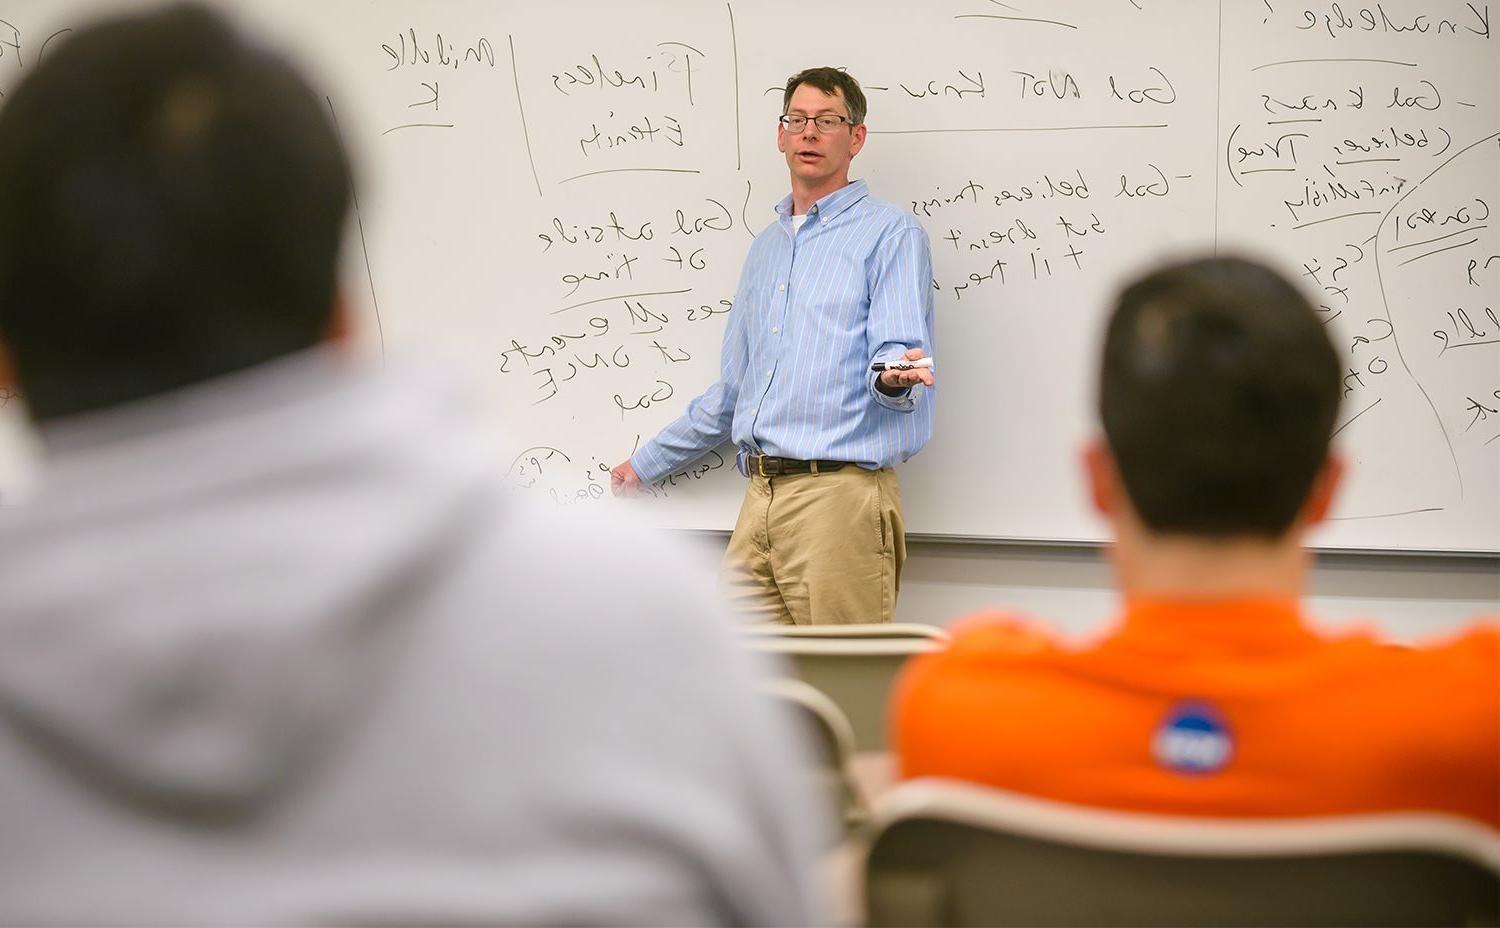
[820,217,827,224]
[772,326,779,334]
[778,283,786,292]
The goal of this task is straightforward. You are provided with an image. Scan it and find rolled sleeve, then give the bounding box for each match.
[866,223,934,414]
[869,373,915,411]
[632,274,751,484]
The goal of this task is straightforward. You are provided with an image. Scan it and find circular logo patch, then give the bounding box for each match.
[1152,701,1233,775]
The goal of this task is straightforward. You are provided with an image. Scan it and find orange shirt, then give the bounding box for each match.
[893,600,1500,828]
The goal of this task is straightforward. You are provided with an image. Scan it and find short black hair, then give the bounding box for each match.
[0,4,351,421]
[782,67,867,125]
[1099,256,1341,539]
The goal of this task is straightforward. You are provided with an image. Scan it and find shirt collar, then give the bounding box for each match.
[1113,597,1320,654]
[774,178,869,223]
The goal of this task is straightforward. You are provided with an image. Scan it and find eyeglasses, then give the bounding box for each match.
[778,113,853,134]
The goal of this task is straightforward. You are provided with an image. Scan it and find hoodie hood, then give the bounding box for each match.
[0,349,502,813]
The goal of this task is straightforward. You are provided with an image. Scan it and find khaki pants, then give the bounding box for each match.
[721,466,905,625]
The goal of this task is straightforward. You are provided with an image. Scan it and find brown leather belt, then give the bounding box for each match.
[749,454,850,476]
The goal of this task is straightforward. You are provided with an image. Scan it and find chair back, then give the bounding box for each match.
[758,678,866,832]
[864,778,1500,927]
[744,635,944,751]
[742,622,951,641]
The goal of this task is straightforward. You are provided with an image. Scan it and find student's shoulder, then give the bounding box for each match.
[1407,617,1500,680]
[1337,616,1500,691]
[894,611,1066,725]
[919,611,1064,669]
[1378,620,1500,744]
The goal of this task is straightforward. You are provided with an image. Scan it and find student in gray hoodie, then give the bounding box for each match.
[0,5,830,925]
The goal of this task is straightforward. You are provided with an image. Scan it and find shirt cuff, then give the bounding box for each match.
[630,448,668,485]
[869,372,917,411]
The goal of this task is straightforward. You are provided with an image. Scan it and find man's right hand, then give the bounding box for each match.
[610,459,642,497]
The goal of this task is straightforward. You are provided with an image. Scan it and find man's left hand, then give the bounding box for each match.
[879,347,935,390]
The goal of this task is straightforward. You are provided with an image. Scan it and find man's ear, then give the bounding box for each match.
[848,122,867,159]
[1300,453,1345,526]
[0,341,15,392]
[323,289,355,345]
[1083,438,1119,519]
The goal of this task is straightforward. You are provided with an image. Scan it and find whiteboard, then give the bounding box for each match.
[0,0,1495,552]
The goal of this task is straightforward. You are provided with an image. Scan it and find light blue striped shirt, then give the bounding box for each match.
[632,179,934,483]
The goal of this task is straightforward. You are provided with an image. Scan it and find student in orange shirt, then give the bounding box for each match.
[893,256,1499,829]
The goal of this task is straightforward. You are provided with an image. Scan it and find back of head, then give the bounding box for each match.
[1099,256,1341,540]
[0,3,351,421]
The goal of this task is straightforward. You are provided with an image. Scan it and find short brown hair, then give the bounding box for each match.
[782,67,867,125]
[1099,256,1341,539]
[0,4,351,421]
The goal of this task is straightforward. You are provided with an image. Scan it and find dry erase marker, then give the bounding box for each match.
[870,358,934,372]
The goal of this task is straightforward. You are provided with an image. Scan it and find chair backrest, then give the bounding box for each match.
[758,678,866,833]
[744,636,943,751]
[864,779,1500,927]
[742,622,951,642]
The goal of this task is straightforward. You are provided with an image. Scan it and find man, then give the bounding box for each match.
[612,67,935,627]
[894,256,1499,827]
[0,7,829,923]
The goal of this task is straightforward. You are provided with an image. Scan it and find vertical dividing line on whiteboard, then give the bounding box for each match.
[728,3,742,171]
[1213,0,1224,253]
[509,34,543,197]
[324,97,386,357]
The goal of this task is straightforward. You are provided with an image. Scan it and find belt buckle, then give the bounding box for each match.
[755,454,778,477]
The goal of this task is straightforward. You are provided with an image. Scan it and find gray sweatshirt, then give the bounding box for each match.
[0,350,830,926]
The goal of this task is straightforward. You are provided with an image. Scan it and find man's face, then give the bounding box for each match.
[777,83,866,190]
